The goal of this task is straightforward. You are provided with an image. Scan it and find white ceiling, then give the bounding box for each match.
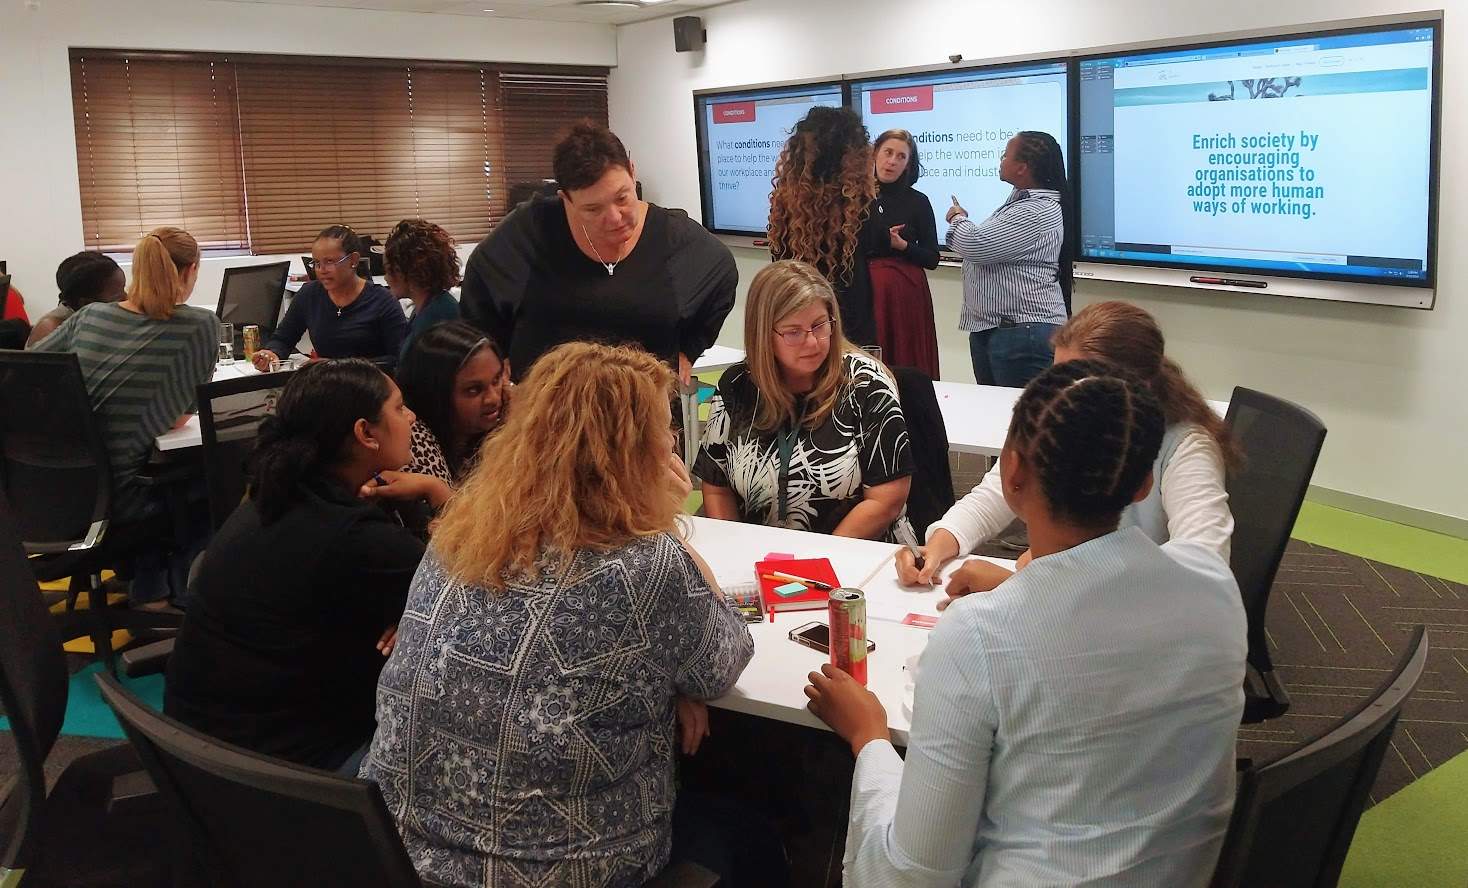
[223,0,733,25]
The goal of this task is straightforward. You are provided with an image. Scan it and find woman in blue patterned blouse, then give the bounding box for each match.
[362,342,756,888]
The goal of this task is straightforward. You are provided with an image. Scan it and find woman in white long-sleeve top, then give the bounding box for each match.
[806,360,1248,888]
[897,300,1238,595]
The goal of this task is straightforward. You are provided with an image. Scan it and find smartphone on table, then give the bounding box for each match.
[788,621,876,654]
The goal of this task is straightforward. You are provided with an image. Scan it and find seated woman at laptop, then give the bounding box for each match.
[897,300,1238,593]
[253,225,407,370]
[806,360,1247,887]
[25,251,126,347]
[384,218,461,361]
[166,359,432,774]
[32,227,219,608]
[695,260,917,544]
[363,342,760,887]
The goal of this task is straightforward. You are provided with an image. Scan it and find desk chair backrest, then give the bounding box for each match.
[0,492,71,873]
[1211,626,1428,888]
[0,351,112,553]
[1224,388,1326,708]
[893,367,954,537]
[217,262,290,347]
[197,371,293,530]
[94,673,423,888]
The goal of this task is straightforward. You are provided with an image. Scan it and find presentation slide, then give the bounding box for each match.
[696,83,844,234]
[1079,25,1438,284]
[850,62,1069,244]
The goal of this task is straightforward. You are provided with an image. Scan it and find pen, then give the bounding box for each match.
[906,544,926,570]
[767,570,833,591]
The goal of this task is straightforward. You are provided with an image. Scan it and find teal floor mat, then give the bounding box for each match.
[0,662,165,740]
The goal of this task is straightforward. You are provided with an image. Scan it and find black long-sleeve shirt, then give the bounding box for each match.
[459,197,738,379]
[165,480,424,770]
[264,280,408,364]
[772,196,887,347]
[864,180,941,270]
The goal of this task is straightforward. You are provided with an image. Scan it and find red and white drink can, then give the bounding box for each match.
[828,588,868,686]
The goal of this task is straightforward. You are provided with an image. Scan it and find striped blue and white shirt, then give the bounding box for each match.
[946,188,1067,332]
[844,528,1247,887]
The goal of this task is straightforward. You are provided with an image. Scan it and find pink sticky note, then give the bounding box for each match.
[764,552,795,561]
[901,613,939,629]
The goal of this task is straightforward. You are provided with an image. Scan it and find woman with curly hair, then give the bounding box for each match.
[384,218,462,361]
[363,342,767,887]
[767,105,884,347]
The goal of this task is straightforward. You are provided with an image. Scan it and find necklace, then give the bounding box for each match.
[580,223,625,277]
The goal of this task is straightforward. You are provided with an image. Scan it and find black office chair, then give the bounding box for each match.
[1211,625,1428,888]
[94,676,719,888]
[893,366,955,538]
[0,491,168,888]
[0,352,185,670]
[216,262,289,349]
[1224,387,1328,724]
[197,371,292,531]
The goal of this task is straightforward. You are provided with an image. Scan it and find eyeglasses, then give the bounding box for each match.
[773,317,835,345]
[311,254,355,271]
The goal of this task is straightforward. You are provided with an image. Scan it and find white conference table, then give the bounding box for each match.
[684,515,1012,745]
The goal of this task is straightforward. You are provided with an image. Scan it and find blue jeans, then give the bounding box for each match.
[969,323,1059,388]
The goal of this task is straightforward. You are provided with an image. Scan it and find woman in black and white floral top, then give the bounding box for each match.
[695,260,917,544]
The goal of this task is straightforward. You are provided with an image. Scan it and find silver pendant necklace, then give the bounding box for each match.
[580,223,625,277]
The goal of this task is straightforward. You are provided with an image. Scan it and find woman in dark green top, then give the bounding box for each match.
[385,219,461,362]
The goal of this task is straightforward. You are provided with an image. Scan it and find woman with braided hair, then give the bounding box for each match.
[946,130,1074,386]
[900,300,1236,592]
[806,360,1247,887]
[768,106,884,347]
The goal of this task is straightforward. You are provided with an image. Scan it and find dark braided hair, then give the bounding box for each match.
[55,251,123,311]
[1012,130,1075,313]
[385,219,461,295]
[248,359,391,524]
[1007,359,1165,527]
[316,224,363,259]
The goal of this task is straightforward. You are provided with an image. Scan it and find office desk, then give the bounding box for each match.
[684,515,1011,744]
[154,362,264,452]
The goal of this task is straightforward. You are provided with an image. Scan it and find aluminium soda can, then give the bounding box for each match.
[242,325,260,363]
[828,587,868,686]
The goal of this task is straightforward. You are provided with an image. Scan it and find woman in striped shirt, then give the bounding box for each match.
[946,131,1073,387]
[807,360,1247,887]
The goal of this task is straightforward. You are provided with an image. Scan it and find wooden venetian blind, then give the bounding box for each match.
[235,62,506,254]
[499,70,609,195]
[70,52,247,253]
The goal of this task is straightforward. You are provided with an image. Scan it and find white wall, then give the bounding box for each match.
[610,0,1468,528]
[0,0,615,306]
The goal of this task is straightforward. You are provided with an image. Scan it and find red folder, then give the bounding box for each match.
[755,557,839,613]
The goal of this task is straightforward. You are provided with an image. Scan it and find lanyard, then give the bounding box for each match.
[776,401,807,522]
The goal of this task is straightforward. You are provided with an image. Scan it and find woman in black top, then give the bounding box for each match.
[767,106,884,348]
[459,123,737,384]
[864,128,941,378]
[165,359,437,773]
[255,225,408,370]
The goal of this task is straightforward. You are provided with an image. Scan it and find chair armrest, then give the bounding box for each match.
[120,638,175,677]
[643,861,720,888]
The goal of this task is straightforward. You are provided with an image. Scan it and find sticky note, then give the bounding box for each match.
[764,552,795,561]
[774,582,807,598]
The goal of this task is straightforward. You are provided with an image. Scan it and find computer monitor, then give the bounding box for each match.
[216,262,290,348]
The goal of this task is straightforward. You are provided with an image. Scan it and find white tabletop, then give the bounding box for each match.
[691,344,744,374]
[683,515,1010,745]
[154,362,264,452]
[936,381,1232,457]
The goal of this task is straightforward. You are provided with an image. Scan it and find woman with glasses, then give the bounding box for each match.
[694,260,917,543]
[255,224,408,370]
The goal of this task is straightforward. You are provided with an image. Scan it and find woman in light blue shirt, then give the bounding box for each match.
[806,360,1248,887]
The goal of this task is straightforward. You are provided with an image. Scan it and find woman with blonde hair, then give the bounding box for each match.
[696,260,917,543]
[362,342,760,888]
[35,227,220,608]
[898,299,1238,596]
[767,106,883,347]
